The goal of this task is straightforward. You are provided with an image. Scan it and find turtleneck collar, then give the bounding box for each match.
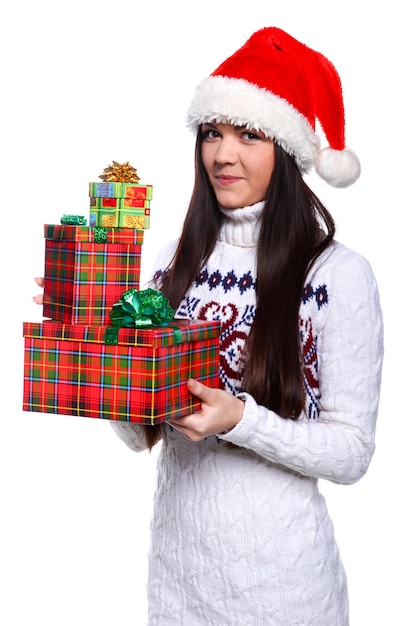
[218,201,264,247]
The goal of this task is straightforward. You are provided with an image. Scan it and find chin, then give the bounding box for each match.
[220,203,241,210]
[216,195,248,210]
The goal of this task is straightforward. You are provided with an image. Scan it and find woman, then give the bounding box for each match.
[111,27,383,625]
[37,27,384,625]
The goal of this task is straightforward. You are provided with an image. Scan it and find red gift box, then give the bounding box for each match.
[22,319,221,425]
[45,224,145,244]
[42,225,143,326]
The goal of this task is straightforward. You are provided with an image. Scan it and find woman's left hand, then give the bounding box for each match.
[33,277,44,304]
[168,378,244,441]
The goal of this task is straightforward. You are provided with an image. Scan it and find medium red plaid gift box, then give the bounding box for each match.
[42,225,144,326]
[22,319,221,425]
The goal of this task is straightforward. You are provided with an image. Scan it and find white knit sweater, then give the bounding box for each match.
[111,202,384,625]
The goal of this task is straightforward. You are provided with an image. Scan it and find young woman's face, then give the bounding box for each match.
[201,121,275,209]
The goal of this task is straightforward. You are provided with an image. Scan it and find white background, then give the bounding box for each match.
[0,1,414,624]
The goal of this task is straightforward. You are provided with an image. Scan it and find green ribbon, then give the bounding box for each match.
[60,214,87,225]
[93,227,108,243]
[59,217,107,242]
[104,288,177,345]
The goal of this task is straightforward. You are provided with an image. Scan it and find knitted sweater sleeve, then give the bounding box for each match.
[109,422,148,452]
[221,248,384,485]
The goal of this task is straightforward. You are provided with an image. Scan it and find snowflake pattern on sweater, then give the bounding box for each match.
[155,266,326,421]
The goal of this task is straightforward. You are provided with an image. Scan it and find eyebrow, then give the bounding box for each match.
[202,122,248,133]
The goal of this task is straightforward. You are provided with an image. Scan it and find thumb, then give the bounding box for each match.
[187,378,213,403]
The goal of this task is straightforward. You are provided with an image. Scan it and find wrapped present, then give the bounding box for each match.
[90,197,151,210]
[42,224,143,325]
[61,214,88,225]
[89,197,151,229]
[89,182,153,200]
[45,223,145,244]
[22,319,221,425]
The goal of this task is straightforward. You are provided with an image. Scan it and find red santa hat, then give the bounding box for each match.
[186,27,360,188]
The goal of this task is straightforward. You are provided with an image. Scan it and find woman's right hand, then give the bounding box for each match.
[33,277,44,305]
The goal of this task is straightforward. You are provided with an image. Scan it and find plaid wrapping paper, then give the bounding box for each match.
[23,319,221,424]
[43,238,142,325]
[89,182,153,200]
[44,224,144,245]
[24,319,221,347]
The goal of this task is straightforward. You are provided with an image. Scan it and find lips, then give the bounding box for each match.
[216,175,242,185]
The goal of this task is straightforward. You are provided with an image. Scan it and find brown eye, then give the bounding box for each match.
[242,131,260,141]
[202,129,220,140]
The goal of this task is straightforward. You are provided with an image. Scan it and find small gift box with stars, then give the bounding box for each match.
[89,161,153,229]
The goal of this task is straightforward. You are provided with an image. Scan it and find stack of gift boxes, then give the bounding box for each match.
[23,166,220,424]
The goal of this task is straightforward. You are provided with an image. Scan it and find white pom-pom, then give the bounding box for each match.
[315,147,361,188]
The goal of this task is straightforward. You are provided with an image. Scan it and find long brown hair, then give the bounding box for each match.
[144,128,335,449]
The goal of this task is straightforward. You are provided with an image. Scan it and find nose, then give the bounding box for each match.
[214,135,238,165]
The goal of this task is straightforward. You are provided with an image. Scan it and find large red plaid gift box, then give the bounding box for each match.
[22,319,221,425]
[89,182,153,229]
[42,225,144,326]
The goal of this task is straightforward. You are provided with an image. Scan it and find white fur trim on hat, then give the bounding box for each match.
[186,75,320,173]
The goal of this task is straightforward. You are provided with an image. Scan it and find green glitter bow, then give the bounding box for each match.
[104,288,175,344]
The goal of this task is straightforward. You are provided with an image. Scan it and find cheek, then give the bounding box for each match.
[201,144,213,173]
[256,155,275,191]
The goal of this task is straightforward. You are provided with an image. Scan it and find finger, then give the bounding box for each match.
[167,420,196,441]
[32,294,44,305]
[168,411,201,429]
[34,277,44,287]
[187,378,214,403]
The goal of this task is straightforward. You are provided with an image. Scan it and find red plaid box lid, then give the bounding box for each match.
[23,319,221,348]
[44,224,144,245]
